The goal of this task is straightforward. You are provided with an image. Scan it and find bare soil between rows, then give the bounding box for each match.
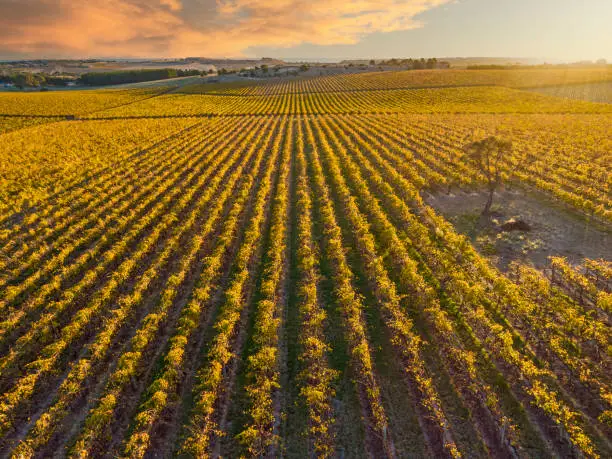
[424,187,611,271]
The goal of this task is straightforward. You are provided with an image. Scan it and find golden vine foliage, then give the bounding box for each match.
[0,71,610,458]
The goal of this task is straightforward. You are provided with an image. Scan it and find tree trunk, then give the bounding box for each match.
[482,188,494,215]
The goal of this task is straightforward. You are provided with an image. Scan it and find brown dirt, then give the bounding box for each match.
[424,187,611,271]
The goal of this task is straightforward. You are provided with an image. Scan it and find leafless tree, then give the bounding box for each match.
[463,136,513,215]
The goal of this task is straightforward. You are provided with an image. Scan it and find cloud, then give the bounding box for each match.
[160,0,182,11]
[0,0,452,58]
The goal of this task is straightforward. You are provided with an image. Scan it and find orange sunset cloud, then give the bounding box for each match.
[0,0,452,57]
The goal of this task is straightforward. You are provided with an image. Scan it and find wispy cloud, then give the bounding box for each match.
[0,0,451,58]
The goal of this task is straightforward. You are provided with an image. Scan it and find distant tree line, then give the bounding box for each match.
[1,67,216,89]
[0,72,77,88]
[79,68,210,86]
[237,63,310,78]
[374,58,450,69]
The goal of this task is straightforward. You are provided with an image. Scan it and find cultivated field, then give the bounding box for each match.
[0,69,611,458]
[528,81,612,104]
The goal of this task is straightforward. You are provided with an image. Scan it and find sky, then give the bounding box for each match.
[0,0,610,61]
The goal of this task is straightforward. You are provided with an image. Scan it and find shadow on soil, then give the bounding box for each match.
[424,187,611,271]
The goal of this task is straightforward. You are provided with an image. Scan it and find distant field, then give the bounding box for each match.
[0,116,63,134]
[187,67,612,95]
[527,81,612,103]
[0,69,610,459]
[81,86,612,117]
[0,88,167,116]
[110,75,208,89]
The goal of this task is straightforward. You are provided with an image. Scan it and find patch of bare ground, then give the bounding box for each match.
[424,187,611,271]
